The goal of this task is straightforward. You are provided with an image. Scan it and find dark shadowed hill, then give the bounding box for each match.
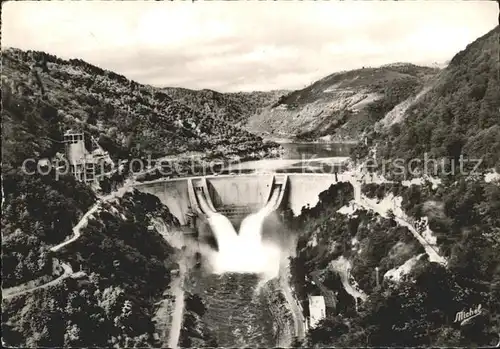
[161,87,288,126]
[245,63,439,142]
[1,48,279,168]
[2,190,184,347]
[289,181,500,348]
[293,26,500,348]
[373,26,500,172]
[1,49,230,348]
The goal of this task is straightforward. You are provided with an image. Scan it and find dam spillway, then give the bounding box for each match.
[132,173,341,226]
[132,173,342,344]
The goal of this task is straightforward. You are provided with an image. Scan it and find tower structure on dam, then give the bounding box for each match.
[63,129,112,185]
[64,129,95,183]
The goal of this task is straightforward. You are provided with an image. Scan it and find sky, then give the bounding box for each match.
[2,1,497,92]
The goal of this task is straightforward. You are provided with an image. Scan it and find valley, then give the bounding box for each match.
[1,10,499,348]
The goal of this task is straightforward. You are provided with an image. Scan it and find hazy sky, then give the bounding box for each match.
[2,1,497,92]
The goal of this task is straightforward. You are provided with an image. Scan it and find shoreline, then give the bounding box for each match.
[265,138,359,145]
[257,131,360,145]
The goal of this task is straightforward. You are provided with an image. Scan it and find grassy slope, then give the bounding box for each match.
[246,63,439,141]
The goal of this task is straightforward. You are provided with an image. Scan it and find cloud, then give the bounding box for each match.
[2,0,497,92]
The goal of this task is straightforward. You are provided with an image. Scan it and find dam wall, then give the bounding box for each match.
[287,174,338,215]
[133,174,343,225]
[192,178,216,212]
[207,175,274,210]
[133,179,191,225]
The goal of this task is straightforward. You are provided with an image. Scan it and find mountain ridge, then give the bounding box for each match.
[244,62,440,142]
[161,86,288,126]
[1,48,279,169]
[372,25,500,173]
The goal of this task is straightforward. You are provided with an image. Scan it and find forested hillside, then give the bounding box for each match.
[2,191,181,347]
[162,87,287,126]
[1,48,279,168]
[372,26,500,173]
[2,48,271,347]
[288,182,500,347]
[2,172,95,288]
[292,26,500,348]
[246,63,439,141]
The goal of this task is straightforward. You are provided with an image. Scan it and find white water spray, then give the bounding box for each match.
[206,213,239,252]
[205,189,282,279]
[239,189,280,247]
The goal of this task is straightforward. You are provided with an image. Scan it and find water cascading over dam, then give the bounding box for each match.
[239,188,280,247]
[192,176,286,277]
[133,173,340,225]
[132,173,341,274]
[194,187,239,254]
[186,177,288,347]
[132,173,342,346]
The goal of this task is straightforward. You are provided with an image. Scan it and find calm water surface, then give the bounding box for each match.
[279,142,354,159]
[221,142,355,175]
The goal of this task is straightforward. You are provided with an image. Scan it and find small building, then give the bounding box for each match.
[64,129,86,165]
[308,295,326,329]
[63,129,111,185]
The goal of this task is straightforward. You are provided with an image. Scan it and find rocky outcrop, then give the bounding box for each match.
[262,279,295,347]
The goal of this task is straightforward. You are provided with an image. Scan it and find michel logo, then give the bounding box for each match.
[453,304,483,325]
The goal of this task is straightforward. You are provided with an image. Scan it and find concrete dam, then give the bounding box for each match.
[132,173,341,225]
[134,173,343,342]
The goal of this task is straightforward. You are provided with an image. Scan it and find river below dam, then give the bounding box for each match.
[179,142,354,347]
[188,271,276,347]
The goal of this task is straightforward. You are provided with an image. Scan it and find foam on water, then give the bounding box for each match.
[211,240,281,280]
[204,192,282,280]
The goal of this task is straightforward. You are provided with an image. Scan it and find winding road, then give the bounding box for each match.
[280,259,306,343]
[167,258,186,349]
[2,178,135,301]
[2,263,85,300]
[343,171,448,266]
[50,179,134,253]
